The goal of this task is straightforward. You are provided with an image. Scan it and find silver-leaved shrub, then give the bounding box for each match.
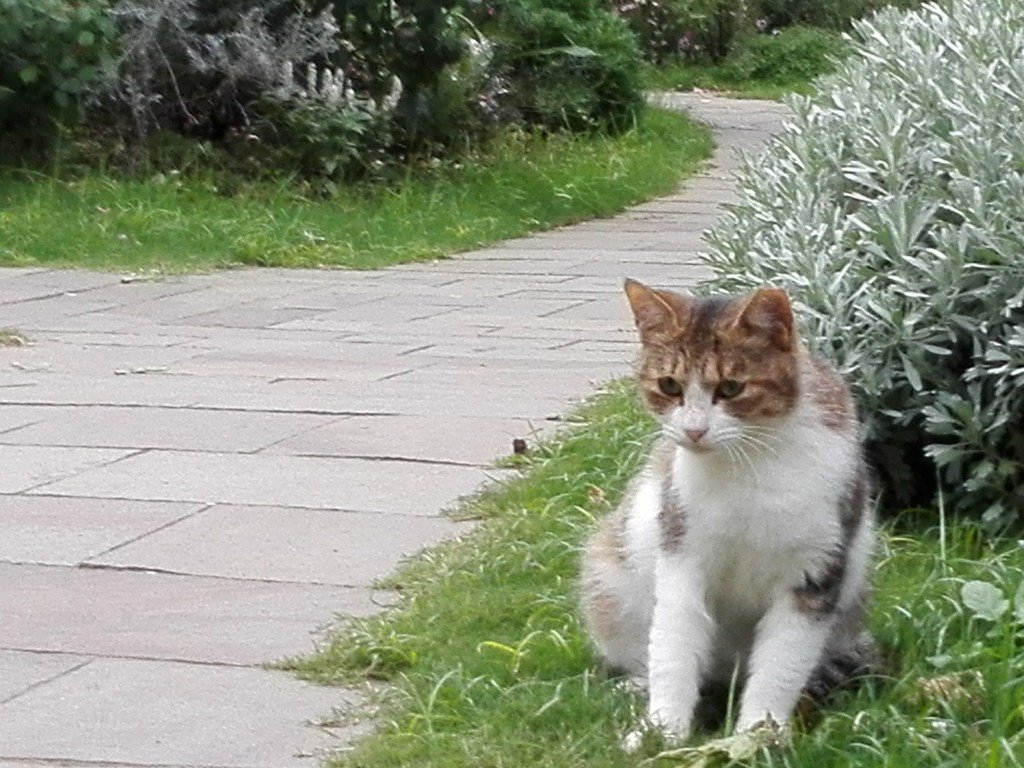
[703,0,1024,526]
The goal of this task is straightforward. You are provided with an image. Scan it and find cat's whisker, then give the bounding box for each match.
[739,426,784,444]
[725,438,759,478]
[717,428,777,459]
[737,432,782,458]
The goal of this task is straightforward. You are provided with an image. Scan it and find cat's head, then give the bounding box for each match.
[624,279,799,456]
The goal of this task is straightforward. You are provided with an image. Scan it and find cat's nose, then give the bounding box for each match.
[684,428,708,444]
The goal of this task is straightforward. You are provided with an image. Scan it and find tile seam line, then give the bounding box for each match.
[74,561,388,590]
[12,448,147,495]
[0,443,495,469]
[84,504,217,563]
[0,754,267,768]
[3,493,475,518]
[0,401,404,417]
[0,646,271,671]
[0,658,94,705]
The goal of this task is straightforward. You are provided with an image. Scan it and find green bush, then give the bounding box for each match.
[0,0,116,147]
[483,0,645,132]
[704,0,1024,527]
[724,25,844,84]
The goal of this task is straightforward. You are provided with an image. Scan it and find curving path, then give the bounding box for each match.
[0,93,785,768]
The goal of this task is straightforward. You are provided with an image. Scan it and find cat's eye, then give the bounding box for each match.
[715,379,745,400]
[657,377,683,397]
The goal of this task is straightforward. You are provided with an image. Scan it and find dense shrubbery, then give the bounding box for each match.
[0,0,117,146]
[481,0,643,132]
[96,0,340,140]
[723,25,844,85]
[0,0,644,183]
[704,0,1024,527]
[611,0,744,63]
[610,0,924,71]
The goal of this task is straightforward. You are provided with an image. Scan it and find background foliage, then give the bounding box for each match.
[704,0,1024,527]
[0,0,117,148]
[609,0,926,82]
[1,0,645,183]
[479,0,644,132]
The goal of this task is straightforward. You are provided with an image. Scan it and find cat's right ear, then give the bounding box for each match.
[624,279,688,342]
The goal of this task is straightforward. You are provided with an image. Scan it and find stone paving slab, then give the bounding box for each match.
[0,406,47,435]
[1,405,336,453]
[0,302,137,333]
[0,371,208,408]
[0,271,122,305]
[172,339,430,370]
[90,504,473,587]
[24,330,209,348]
[32,450,500,515]
[190,380,578,419]
[0,496,203,566]
[264,413,544,466]
[0,445,135,494]
[0,659,357,768]
[0,563,379,665]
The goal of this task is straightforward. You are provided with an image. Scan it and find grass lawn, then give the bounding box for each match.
[289,381,1024,768]
[0,109,711,273]
[643,61,816,101]
[641,26,847,101]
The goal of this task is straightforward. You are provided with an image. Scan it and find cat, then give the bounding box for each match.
[580,279,876,746]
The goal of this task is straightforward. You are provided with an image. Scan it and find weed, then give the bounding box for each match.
[0,329,29,347]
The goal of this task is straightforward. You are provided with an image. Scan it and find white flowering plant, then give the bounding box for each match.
[249,62,401,187]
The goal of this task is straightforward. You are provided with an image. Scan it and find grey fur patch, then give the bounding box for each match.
[839,460,869,540]
[802,631,880,702]
[793,547,847,615]
[658,476,687,552]
[795,459,871,616]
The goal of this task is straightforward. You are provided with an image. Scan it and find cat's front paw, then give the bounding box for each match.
[620,722,689,754]
[620,728,647,754]
[735,711,787,735]
[735,715,790,745]
[612,674,648,695]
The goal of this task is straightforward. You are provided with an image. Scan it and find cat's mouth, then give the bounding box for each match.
[680,440,714,454]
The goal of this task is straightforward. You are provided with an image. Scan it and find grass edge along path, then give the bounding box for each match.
[0,109,711,273]
[287,381,1024,768]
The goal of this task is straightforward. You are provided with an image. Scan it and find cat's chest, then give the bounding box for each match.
[672,452,842,604]
[673,435,846,546]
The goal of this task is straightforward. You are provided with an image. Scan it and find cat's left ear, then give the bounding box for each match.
[733,287,794,351]
[624,278,690,343]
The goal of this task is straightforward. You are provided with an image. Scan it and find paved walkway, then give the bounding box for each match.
[0,94,785,768]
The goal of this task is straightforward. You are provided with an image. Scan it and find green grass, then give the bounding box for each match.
[643,61,815,101]
[288,381,1024,768]
[644,26,846,101]
[0,109,711,273]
